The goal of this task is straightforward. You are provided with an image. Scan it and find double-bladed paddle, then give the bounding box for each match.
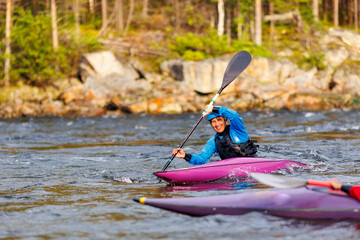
[250,173,332,188]
[161,51,252,172]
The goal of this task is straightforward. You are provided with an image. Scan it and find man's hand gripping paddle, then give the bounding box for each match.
[161,51,252,172]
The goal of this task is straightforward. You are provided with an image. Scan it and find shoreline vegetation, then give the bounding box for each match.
[1,1,360,118]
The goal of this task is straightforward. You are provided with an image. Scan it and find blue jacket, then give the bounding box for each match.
[188,107,250,165]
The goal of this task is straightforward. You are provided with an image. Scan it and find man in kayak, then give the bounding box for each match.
[172,105,258,165]
[328,179,360,201]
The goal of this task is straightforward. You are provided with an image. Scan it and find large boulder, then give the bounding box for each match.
[79,51,151,97]
[236,57,299,89]
[324,46,349,68]
[328,28,360,51]
[331,63,360,94]
[182,56,231,94]
[161,55,234,94]
[161,56,301,95]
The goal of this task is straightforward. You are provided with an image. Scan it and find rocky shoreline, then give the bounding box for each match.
[1,28,360,119]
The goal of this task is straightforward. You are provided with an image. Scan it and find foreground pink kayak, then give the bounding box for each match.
[134,186,360,220]
[154,157,306,184]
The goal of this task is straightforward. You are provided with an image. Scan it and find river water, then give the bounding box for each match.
[0,110,359,239]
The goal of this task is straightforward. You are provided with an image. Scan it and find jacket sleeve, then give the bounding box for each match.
[188,136,217,165]
[341,185,360,201]
[217,106,250,143]
[349,186,360,201]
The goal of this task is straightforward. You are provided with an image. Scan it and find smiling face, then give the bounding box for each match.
[210,116,227,133]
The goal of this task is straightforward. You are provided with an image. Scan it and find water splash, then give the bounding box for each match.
[113,176,133,183]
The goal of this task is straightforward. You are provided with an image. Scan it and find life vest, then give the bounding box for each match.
[215,125,258,160]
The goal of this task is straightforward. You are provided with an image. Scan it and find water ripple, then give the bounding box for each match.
[0,111,360,239]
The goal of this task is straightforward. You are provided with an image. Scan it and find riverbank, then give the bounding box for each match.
[1,28,360,118]
[1,79,359,119]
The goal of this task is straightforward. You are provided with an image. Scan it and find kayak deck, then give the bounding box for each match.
[154,157,306,184]
[134,186,360,220]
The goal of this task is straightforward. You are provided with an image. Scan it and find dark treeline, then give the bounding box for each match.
[0,0,359,87]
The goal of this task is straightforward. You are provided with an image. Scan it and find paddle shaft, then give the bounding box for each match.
[162,116,203,171]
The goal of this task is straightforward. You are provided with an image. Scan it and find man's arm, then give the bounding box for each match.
[328,179,360,201]
[187,136,217,165]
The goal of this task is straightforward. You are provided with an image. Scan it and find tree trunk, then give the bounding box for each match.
[115,0,124,32]
[250,20,254,41]
[255,0,262,45]
[355,0,358,31]
[4,0,12,87]
[74,0,80,37]
[269,1,274,40]
[237,0,242,39]
[65,0,69,24]
[124,0,134,36]
[210,3,215,29]
[333,0,339,27]
[142,0,148,19]
[89,0,95,14]
[32,0,38,15]
[51,0,59,51]
[174,0,180,30]
[102,0,107,31]
[217,0,225,36]
[322,0,328,22]
[226,3,231,45]
[313,0,319,22]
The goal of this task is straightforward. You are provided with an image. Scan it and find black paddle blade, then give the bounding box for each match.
[219,51,252,93]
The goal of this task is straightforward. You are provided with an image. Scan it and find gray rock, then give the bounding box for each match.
[79,51,148,97]
[329,28,360,50]
[182,57,230,94]
[324,46,349,68]
[160,59,184,81]
[332,65,360,94]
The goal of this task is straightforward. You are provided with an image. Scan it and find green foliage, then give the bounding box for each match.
[169,29,231,60]
[171,33,204,56]
[201,30,232,56]
[0,52,4,80]
[182,50,206,61]
[281,38,301,50]
[170,29,270,60]
[9,8,61,86]
[298,52,326,70]
[299,0,315,25]
[234,0,253,42]
[273,0,297,12]
[231,40,271,57]
[237,0,253,18]
[351,94,360,107]
[185,5,205,28]
[0,8,102,87]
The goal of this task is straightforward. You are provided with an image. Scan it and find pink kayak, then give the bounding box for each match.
[154,157,306,184]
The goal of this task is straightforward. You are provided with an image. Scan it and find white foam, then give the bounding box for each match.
[113,176,133,183]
